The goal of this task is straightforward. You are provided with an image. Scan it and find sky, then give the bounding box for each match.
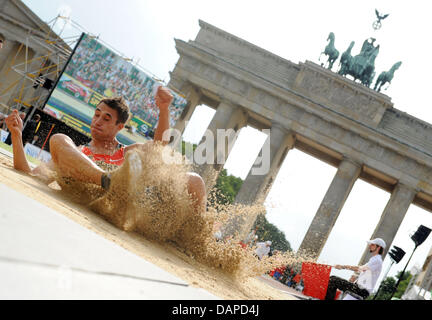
[21,0,432,294]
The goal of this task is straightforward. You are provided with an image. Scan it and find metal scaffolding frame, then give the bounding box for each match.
[0,13,166,115]
[0,15,82,113]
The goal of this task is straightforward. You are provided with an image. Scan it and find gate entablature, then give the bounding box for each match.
[293,61,393,127]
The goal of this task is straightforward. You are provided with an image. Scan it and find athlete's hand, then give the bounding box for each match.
[155,86,173,111]
[5,110,23,136]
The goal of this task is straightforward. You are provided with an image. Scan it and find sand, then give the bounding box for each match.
[0,151,299,300]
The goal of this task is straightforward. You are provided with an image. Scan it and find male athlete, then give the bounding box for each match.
[5,86,206,227]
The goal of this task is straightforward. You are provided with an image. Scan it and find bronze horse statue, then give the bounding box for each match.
[320,32,339,70]
[374,61,402,92]
[319,33,401,91]
[339,38,379,87]
[338,41,355,77]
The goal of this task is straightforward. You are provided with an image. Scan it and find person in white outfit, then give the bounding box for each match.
[255,240,272,260]
[324,238,386,300]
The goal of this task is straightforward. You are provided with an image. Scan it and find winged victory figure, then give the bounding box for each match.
[375,9,389,23]
[373,9,389,30]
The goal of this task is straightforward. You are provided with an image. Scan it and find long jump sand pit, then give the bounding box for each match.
[0,151,300,300]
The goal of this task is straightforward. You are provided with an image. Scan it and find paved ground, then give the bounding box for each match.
[0,183,219,299]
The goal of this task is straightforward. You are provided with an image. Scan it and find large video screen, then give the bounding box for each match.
[44,33,187,145]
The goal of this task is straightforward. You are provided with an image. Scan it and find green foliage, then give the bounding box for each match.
[394,271,412,299]
[371,271,412,300]
[370,276,396,300]
[213,169,243,206]
[253,213,292,252]
[181,141,197,156]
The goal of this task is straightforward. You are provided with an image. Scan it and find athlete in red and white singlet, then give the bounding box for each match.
[81,143,125,166]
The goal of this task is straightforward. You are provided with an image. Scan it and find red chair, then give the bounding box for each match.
[301,262,332,300]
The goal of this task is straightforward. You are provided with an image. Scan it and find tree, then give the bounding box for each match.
[212,168,243,206]
[181,141,197,156]
[253,213,292,252]
[371,271,412,300]
[394,271,412,299]
[371,276,396,300]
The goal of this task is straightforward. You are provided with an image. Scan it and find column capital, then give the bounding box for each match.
[394,181,418,193]
[270,120,287,132]
[393,182,418,201]
[218,98,235,109]
[182,82,201,96]
[341,155,362,168]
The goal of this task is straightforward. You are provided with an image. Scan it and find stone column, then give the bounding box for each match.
[165,82,202,152]
[222,122,295,239]
[172,82,201,136]
[298,158,361,259]
[358,183,416,265]
[196,100,248,189]
[236,122,294,205]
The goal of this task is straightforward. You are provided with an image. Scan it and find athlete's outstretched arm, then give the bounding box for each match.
[153,86,173,144]
[5,110,32,173]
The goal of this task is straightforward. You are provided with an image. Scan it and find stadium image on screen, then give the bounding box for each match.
[44,33,187,145]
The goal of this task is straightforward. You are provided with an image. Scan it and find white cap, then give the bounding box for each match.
[367,238,386,249]
[266,240,272,246]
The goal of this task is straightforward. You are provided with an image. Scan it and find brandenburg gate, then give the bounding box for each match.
[168,20,432,264]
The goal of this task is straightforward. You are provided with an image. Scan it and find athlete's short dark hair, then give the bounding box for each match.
[98,96,130,124]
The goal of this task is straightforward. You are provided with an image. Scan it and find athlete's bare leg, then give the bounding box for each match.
[186,172,207,214]
[49,133,104,186]
[50,133,207,214]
